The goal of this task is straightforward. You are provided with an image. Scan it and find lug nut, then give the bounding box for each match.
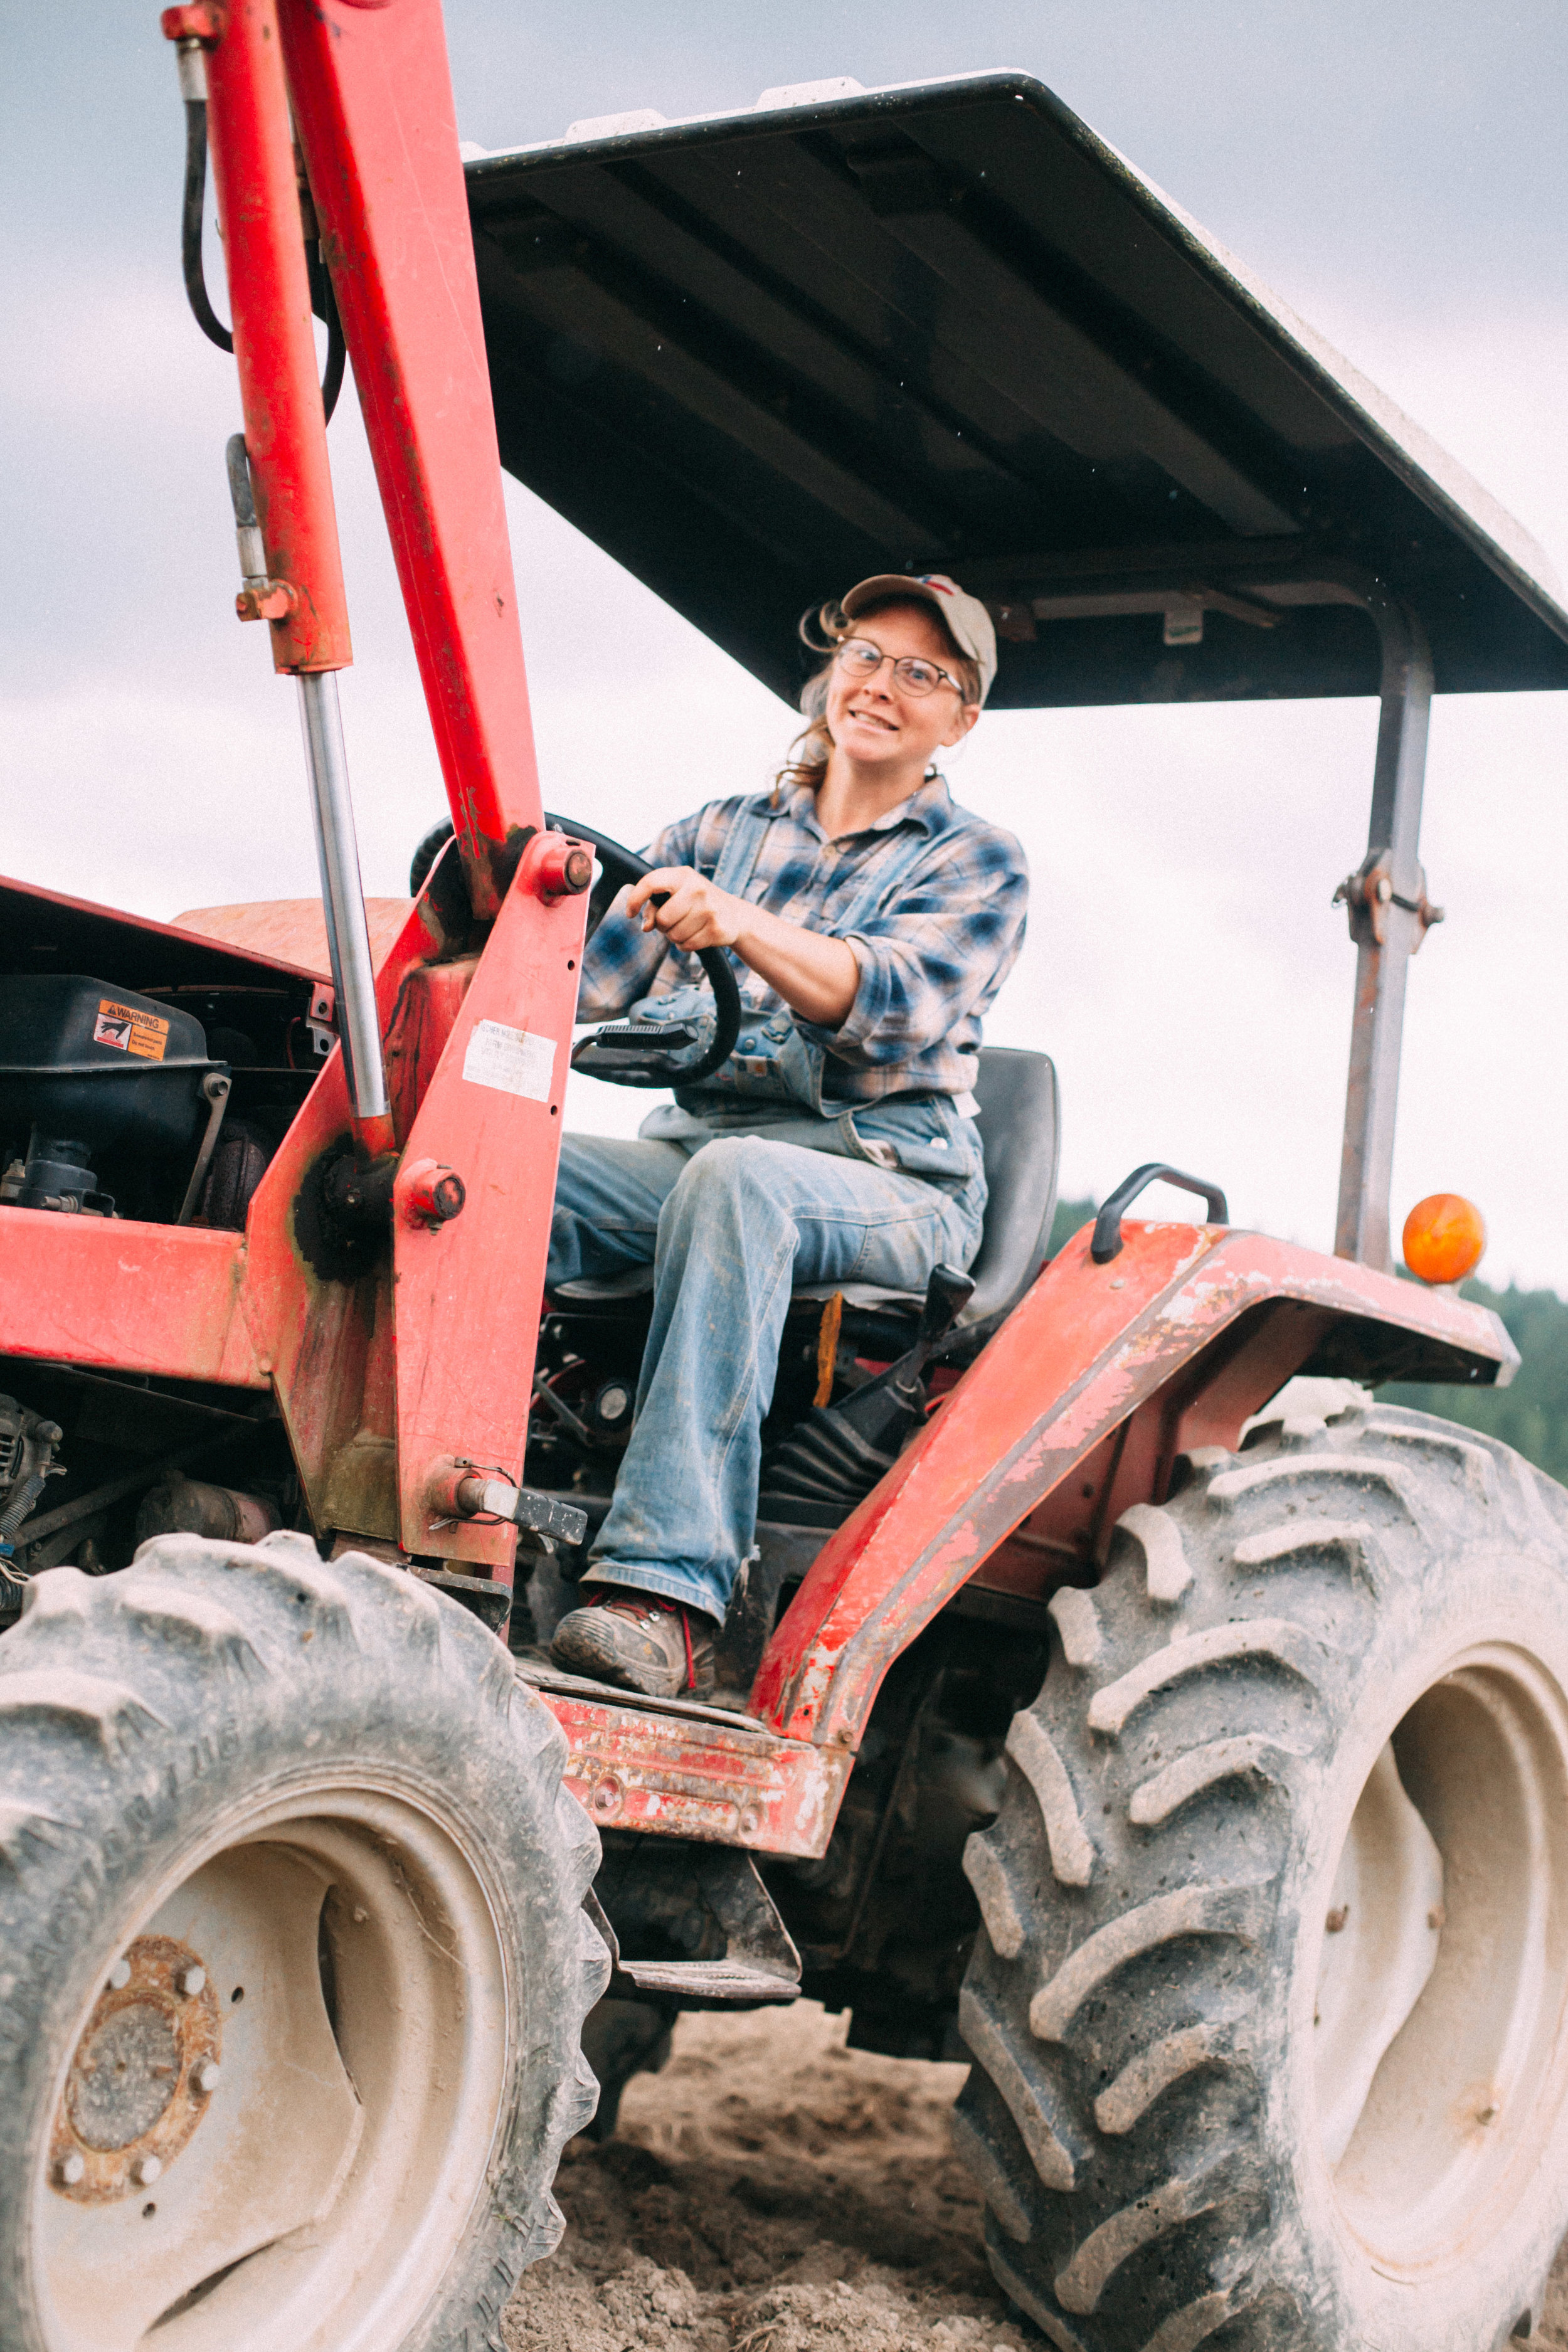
[107,1959,131,1991]
[132,2156,162,2187]
[55,2153,85,2187]
[192,2060,221,2095]
[175,1965,206,1998]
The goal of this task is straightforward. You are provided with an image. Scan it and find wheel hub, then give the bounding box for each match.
[34,1801,513,2352]
[51,1937,220,2204]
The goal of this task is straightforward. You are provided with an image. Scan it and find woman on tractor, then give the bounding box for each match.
[549,573,1027,1698]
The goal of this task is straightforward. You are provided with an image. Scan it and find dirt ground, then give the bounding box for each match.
[502,2000,1568,2350]
[502,2002,1023,2352]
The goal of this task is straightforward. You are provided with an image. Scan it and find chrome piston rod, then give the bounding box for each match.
[295,670,388,1121]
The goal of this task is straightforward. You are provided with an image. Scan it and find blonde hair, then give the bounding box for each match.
[773,595,983,797]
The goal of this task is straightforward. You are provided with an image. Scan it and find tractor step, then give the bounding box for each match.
[516,1655,766,1732]
[587,1851,803,2011]
[613,1956,799,2005]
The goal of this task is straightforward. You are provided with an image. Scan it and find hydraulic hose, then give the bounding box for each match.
[177,49,346,420]
[317,268,346,425]
[181,94,233,354]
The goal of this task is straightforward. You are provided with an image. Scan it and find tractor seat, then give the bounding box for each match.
[550,1047,1061,1338]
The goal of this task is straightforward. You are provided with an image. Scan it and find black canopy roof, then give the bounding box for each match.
[465,73,1568,709]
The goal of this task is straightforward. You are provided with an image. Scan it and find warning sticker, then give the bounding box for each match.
[462,1019,556,1103]
[94,999,170,1062]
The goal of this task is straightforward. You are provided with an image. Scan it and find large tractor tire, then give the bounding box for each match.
[0,1531,609,2352]
[953,1394,1568,2352]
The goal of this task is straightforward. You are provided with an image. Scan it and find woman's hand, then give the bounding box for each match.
[623,865,861,1030]
[625,867,747,951]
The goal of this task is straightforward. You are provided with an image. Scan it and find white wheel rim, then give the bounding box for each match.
[1315,1644,1568,2272]
[1315,1740,1445,2168]
[31,1779,511,2352]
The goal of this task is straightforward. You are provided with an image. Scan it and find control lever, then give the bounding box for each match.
[860,1261,968,1421]
[838,1259,977,1438]
[756,1263,977,1528]
[867,1261,980,1414]
[914,1261,978,1359]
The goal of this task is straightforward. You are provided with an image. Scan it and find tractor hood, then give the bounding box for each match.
[464,72,1568,709]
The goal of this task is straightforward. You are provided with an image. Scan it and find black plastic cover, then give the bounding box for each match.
[0,976,215,1162]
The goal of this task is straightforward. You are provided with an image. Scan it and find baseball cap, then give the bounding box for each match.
[839,572,997,704]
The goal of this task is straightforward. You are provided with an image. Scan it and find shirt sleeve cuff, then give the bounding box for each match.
[795,935,893,1064]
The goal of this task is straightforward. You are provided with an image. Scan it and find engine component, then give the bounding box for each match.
[133,1474,280,1548]
[195,1118,272,1231]
[0,977,225,1216]
[4,1137,114,1216]
[174,1071,234,1227]
[0,1396,65,1604]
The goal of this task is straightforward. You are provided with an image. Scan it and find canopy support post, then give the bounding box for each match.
[1333,595,1435,1271]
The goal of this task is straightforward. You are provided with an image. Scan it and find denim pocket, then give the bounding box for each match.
[848,1098,986,1190]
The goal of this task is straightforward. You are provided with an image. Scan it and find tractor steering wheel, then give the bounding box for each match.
[544,813,743,1089]
[405,815,743,1091]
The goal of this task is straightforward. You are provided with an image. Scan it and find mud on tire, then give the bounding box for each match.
[0,1532,610,2352]
[953,1394,1568,2352]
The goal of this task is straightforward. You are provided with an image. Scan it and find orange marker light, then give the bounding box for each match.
[1402,1194,1486,1286]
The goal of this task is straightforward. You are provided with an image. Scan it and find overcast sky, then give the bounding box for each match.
[3,2,1565,1288]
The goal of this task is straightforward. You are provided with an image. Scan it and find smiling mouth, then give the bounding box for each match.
[847,706,898,732]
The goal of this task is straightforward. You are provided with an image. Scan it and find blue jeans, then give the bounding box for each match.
[546,1131,984,1623]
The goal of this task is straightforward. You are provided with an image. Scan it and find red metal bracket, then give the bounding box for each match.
[277,0,546,915]
[235,580,298,624]
[529,1678,852,1857]
[390,832,588,1567]
[192,0,352,675]
[161,4,225,41]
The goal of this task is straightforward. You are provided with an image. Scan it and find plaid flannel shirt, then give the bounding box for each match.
[576,775,1028,1104]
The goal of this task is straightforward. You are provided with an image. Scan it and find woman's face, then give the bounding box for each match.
[823,601,981,774]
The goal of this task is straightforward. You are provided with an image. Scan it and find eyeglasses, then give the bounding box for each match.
[833,637,962,699]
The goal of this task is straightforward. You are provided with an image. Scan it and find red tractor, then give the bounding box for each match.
[3,9,1566,2350]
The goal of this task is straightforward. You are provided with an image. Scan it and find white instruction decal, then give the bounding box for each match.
[462,1019,557,1102]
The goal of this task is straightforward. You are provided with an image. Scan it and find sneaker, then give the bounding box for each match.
[551,1588,716,1699]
